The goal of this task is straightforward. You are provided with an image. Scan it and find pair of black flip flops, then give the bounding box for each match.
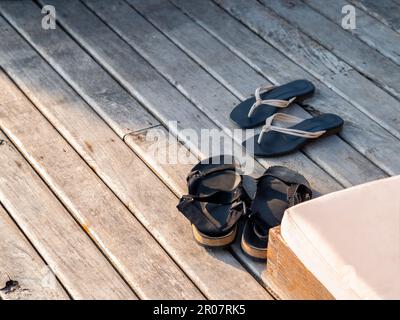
[230,80,344,157]
[177,155,312,260]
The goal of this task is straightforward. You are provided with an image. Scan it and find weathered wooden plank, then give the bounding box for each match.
[349,0,400,33]
[215,0,400,141]
[172,0,400,177]
[0,73,203,300]
[303,0,400,66]
[0,17,270,300]
[0,0,158,138]
[258,0,400,100]
[89,0,347,191]
[117,0,385,186]
[0,201,69,300]
[1,1,274,298]
[0,4,276,299]
[125,126,198,196]
[0,126,136,300]
[42,0,342,195]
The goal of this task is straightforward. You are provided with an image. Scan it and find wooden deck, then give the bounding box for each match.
[0,0,399,300]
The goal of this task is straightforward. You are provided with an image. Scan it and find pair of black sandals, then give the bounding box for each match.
[177,155,312,260]
[230,80,344,157]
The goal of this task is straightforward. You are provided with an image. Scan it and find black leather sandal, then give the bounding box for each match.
[241,166,312,260]
[177,155,250,248]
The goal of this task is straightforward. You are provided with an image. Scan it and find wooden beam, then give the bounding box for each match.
[266,227,334,300]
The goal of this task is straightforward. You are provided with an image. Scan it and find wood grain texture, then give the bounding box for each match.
[0,72,203,300]
[0,0,158,138]
[266,227,334,300]
[259,0,400,100]
[0,16,269,300]
[29,0,338,202]
[349,0,400,33]
[0,202,69,300]
[76,0,338,195]
[0,126,136,300]
[303,0,400,66]
[124,126,198,196]
[172,0,400,178]
[49,0,267,180]
[123,0,386,187]
[215,0,400,141]
[1,1,274,299]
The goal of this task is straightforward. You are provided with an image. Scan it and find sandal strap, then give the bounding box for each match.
[187,164,237,183]
[287,184,312,207]
[179,157,246,233]
[251,183,312,237]
[248,85,296,118]
[182,186,243,205]
[258,113,326,144]
[258,166,311,189]
[177,196,245,232]
[177,195,223,230]
[250,166,312,234]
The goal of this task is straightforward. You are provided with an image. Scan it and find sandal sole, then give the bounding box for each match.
[192,224,237,248]
[241,235,268,260]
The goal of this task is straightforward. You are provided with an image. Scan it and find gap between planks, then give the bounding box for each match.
[118,0,387,183]
[0,10,271,299]
[0,199,69,300]
[257,0,400,101]
[301,0,400,66]
[214,0,400,141]
[0,1,276,298]
[0,127,137,300]
[169,0,400,178]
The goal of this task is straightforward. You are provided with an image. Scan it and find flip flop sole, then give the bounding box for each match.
[243,114,344,157]
[191,224,237,248]
[230,80,315,129]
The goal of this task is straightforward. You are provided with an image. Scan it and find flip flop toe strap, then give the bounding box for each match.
[258,113,326,144]
[247,85,296,118]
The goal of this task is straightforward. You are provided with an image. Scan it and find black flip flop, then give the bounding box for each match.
[177,155,250,248]
[241,166,312,260]
[230,80,315,129]
[243,113,344,157]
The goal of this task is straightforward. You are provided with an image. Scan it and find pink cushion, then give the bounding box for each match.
[281,176,400,299]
